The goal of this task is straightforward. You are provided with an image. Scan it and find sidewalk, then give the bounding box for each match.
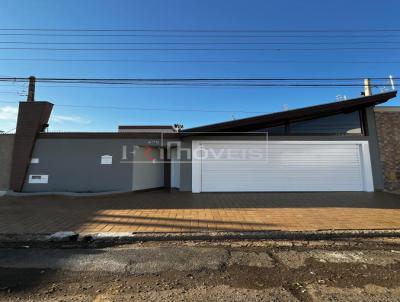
[0,191,399,235]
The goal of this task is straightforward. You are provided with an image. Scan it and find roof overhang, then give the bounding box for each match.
[181,91,397,136]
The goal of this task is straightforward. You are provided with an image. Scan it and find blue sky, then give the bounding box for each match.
[0,0,399,132]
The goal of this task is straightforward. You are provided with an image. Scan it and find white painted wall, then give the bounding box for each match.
[171,148,181,189]
[132,147,164,191]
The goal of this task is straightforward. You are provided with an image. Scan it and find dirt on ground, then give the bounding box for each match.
[0,238,399,301]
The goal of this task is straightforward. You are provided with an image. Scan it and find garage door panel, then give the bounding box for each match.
[198,141,368,192]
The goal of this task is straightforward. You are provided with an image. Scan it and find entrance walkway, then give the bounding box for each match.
[0,192,399,234]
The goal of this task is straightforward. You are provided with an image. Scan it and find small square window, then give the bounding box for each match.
[101,155,112,165]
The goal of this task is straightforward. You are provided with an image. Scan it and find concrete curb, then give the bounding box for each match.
[0,229,400,245]
[81,229,400,242]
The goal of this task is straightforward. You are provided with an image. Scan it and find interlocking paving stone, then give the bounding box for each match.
[0,191,399,234]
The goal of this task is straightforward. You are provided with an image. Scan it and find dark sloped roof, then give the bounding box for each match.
[118,125,174,129]
[181,91,397,135]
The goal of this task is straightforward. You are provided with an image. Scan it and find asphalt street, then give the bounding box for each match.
[0,238,399,301]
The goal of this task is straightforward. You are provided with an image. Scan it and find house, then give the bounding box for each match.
[0,88,398,194]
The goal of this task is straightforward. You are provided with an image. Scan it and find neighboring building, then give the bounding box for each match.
[1,90,399,194]
[118,125,177,133]
[374,106,400,192]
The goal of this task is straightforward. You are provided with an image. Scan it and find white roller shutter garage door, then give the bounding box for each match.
[192,141,373,192]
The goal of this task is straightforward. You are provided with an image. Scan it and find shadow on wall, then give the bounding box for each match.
[0,135,14,191]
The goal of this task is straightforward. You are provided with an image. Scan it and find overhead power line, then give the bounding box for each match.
[1,28,400,32]
[0,76,396,82]
[0,84,393,90]
[0,33,398,38]
[0,76,397,82]
[1,46,400,51]
[0,100,267,114]
[0,76,396,88]
[1,83,394,90]
[1,41,400,46]
[0,82,379,87]
[1,58,399,64]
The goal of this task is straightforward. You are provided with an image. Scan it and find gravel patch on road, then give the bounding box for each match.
[0,247,230,274]
[125,247,229,274]
[0,285,298,302]
[228,251,275,268]
[93,285,298,302]
[307,284,400,302]
[275,249,400,269]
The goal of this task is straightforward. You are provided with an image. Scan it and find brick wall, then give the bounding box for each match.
[374,107,400,191]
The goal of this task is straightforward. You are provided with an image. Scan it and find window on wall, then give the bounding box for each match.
[254,125,286,134]
[101,155,113,165]
[290,112,362,135]
[254,111,362,136]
